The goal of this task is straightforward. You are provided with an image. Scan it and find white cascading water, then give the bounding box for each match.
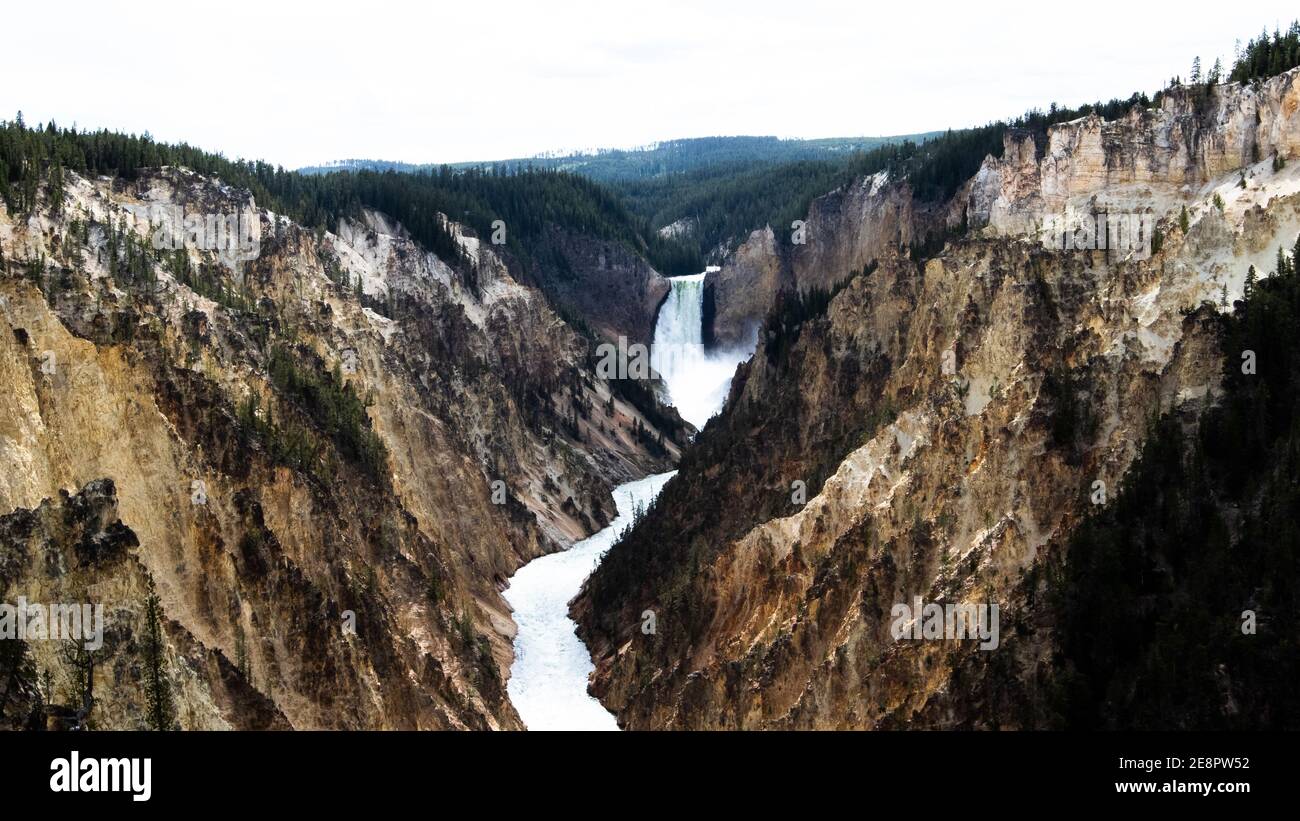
[649,272,751,430]
[503,471,672,730]
[504,269,749,730]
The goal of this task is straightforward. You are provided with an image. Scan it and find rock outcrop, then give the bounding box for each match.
[704,226,788,350]
[971,69,1300,232]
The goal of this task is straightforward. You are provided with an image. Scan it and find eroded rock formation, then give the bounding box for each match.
[0,166,684,729]
[575,69,1300,728]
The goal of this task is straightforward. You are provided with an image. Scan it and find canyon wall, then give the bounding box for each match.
[707,68,1300,351]
[576,69,1300,728]
[969,66,1300,235]
[518,228,671,347]
[0,166,682,729]
[704,173,925,349]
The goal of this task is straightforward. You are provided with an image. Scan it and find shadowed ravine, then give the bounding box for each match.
[503,271,748,729]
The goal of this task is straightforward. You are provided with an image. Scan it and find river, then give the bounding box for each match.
[503,269,749,730]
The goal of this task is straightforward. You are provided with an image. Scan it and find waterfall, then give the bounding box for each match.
[651,271,749,430]
[504,268,753,730]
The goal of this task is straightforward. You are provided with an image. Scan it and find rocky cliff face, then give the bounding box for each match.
[705,171,944,349]
[575,69,1300,728]
[703,226,788,350]
[968,67,1300,236]
[512,227,671,347]
[0,480,287,730]
[0,166,682,729]
[706,69,1300,352]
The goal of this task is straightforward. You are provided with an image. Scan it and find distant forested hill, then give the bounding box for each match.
[299,134,938,266]
[296,134,941,182]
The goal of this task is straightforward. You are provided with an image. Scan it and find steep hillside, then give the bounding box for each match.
[0,159,685,729]
[920,248,1300,730]
[574,67,1300,728]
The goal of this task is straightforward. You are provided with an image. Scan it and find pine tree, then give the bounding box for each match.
[0,638,34,722]
[48,159,64,213]
[234,623,249,680]
[142,589,175,731]
[57,640,95,715]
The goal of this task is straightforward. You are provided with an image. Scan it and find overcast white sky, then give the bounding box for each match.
[3,0,1295,169]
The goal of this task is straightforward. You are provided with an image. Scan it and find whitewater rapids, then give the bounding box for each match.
[504,270,749,730]
[503,471,674,730]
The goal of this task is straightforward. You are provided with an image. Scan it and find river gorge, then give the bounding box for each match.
[503,269,750,729]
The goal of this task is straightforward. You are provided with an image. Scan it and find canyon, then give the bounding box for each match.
[3,64,1299,733]
[0,164,686,729]
[574,67,1300,729]
[504,266,752,729]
